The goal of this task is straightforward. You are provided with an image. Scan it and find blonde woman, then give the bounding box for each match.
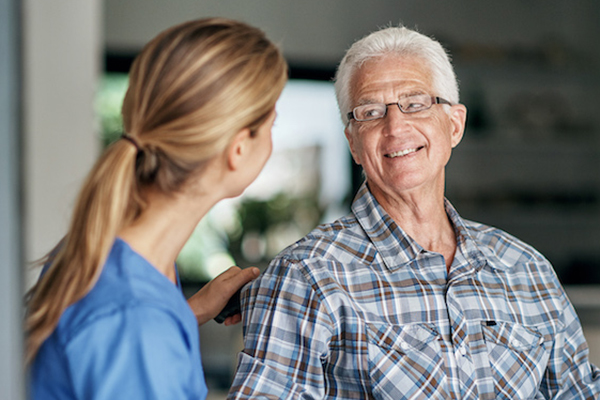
[26,18,287,399]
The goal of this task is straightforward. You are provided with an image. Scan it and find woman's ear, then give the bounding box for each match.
[227,128,252,171]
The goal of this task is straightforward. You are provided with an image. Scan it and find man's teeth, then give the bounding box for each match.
[386,148,418,158]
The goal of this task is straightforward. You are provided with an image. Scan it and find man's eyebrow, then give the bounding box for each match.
[355,90,428,105]
[400,90,427,98]
[352,87,429,108]
[354,97,379,106]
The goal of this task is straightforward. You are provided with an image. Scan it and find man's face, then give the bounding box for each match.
[344,55,466,203]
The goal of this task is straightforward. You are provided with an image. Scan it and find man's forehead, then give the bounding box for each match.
[351,77,433,104]
[350,55,434,101]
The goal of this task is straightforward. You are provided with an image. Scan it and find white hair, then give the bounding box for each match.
[334,26,459,124]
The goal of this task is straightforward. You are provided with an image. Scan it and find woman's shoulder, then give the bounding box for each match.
[56,239,195,345]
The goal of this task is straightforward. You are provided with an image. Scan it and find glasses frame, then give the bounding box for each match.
[347,96,452,122]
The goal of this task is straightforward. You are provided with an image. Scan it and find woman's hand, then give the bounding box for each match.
[187,266,260,326]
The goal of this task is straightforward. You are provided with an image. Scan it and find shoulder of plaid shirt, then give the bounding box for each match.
[228,182,600,400]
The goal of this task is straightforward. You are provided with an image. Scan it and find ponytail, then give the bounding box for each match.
[25,140,140,364]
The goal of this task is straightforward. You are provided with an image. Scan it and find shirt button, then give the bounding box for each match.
[400,341,410,351]
[459,346,467,356]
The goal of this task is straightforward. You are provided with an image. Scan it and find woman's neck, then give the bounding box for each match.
[118,188,219,283]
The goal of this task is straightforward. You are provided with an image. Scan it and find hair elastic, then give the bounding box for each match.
[121,134,141,151]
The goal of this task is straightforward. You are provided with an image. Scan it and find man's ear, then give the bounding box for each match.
[449,104,467,148]
[344,125,362,165]
[227,128,252,171]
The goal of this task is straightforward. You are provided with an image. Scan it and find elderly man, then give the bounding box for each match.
[228,26,600,399]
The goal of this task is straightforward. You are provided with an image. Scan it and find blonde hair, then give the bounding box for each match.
[25,18,287,364]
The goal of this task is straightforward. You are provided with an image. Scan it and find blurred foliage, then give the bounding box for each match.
[177,216,235,282]
[96,73,128,147]
[228,192,323,268]
[237,193,321,234]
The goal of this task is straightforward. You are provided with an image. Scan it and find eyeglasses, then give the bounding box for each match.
[347,94,452,122]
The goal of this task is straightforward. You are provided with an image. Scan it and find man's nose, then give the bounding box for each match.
[383,103,411,134]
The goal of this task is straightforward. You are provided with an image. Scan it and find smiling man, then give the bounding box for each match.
[229,26,600,399]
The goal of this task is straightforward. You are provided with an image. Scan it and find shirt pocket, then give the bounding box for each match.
[482,321,551,399]
[366,322,449,400]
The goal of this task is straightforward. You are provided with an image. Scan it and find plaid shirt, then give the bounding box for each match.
[229,183,600,399]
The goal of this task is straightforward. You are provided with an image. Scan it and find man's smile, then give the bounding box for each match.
[384,146,423,158]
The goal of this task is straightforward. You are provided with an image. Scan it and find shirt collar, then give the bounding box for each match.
[443,198,492,272]
[351,182,422,271]
[351,181,493,272]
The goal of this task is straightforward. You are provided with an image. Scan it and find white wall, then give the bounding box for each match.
[23,0,102,284]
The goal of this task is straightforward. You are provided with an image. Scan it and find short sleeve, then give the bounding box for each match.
[64,305,206,400]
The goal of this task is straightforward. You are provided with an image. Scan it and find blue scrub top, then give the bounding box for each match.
[30,238,208,400]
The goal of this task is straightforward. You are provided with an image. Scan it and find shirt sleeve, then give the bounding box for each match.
[540,282,600,398]
[64,304,203,400]
[228,258,334,399]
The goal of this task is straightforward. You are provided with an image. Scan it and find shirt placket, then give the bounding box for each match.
[447,248,497,399]
[443,236,487,399]
[446,281,477,399]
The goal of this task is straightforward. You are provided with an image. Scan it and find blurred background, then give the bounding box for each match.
[1,1,599,398]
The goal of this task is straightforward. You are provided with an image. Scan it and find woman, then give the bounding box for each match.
[26,18,287,399]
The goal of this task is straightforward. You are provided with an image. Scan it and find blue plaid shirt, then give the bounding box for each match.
[229,183,600,399]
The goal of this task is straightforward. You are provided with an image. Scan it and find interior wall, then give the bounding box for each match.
[23,0,103,285]
[104,0,600,67]
[0,0,24,397]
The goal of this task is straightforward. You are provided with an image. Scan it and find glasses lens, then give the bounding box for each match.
[354,104,386,121]
[399,94,433,113]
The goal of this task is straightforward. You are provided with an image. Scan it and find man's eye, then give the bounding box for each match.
[361,105,384,118]
[401,94,431,112]
[405,101,426,110]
